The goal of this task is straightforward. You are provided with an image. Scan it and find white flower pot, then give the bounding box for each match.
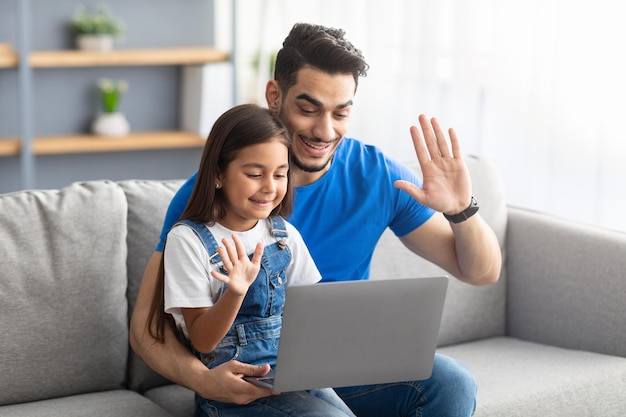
[76,35,114,52]
[92,112,130,137]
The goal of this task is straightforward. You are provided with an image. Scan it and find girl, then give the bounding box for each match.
[150,104,354,417]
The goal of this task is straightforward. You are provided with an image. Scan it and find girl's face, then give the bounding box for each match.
[217,138,289,231]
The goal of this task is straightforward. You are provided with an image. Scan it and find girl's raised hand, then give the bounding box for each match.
[211,235,264,297]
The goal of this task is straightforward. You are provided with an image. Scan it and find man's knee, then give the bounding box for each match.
[430,353,477,414]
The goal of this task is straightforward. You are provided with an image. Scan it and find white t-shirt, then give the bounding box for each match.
[164,218,321,338]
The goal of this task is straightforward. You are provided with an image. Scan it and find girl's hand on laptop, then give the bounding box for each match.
[211,235,264,297]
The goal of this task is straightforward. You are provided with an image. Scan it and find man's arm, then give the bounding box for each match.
[129,251,275,404]
[394,114,502,285]
[400,212,501,285]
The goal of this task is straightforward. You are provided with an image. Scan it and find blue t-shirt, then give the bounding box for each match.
[157,138,434,282]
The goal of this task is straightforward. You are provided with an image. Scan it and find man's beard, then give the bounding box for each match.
[291,153,332,173]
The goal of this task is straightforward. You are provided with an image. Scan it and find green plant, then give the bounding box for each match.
[251,49,278,78]
[68,4,124,39]
[97,79,128,113]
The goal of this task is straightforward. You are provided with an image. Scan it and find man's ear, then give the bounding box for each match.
[265,80,281,112]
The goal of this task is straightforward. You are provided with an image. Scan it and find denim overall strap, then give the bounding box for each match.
[173,219,224,272]
[175,217,288,264]
[269,216,288,244]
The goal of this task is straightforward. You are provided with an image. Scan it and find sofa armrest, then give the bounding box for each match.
[506,206,626,358]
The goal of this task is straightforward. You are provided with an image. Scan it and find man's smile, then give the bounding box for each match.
[299,135,338,156]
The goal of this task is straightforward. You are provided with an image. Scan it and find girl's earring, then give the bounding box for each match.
[215,183,222,189]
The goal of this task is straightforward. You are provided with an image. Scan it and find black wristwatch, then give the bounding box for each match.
[443,196,479,223]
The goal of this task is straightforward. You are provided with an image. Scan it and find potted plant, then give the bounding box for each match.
[91,78,130,137]
[248,49,278,103]
[68,4,124,52]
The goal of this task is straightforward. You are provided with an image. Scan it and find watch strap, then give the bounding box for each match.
[443,196,479,223]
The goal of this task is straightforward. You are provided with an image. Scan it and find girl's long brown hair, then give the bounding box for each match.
[147,104,292,343]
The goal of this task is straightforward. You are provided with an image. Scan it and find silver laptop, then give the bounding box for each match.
[244,276,448,392]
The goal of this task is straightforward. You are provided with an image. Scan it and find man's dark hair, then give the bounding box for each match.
[274,23,369,93]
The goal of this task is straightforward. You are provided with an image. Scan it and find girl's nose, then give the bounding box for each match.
[262,177,277,193]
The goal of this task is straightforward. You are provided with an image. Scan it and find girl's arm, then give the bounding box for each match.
[183,235,264,353]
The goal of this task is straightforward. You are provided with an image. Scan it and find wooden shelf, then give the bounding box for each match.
[0,138,20,155]
[0,131,206,156]
[0,44,18,68]
[0,46,229,68]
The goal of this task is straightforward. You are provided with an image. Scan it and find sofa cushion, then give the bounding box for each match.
[371,155,508,346]
[0,390,176,417]
[119,179,185,392]
[439,337,626,417]
[0,181,129,405]
[143,384,195,417]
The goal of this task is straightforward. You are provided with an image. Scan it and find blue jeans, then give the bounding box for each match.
[195,388,356,417]
[334,354,477,417]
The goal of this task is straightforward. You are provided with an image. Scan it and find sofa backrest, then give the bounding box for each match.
[370,155,508,346]
[120,179,185,393]
[0,181,129,405]
[506,207,626,358]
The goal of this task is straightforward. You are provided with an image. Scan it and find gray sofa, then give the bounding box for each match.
[1,156,625,416]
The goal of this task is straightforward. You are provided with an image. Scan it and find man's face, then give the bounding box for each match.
[277,66,356,181]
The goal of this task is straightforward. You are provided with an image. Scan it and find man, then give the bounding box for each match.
[130,23,502,416]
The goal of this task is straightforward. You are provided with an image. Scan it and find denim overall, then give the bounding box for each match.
[176,218,356,417]
[175,217,290,370]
